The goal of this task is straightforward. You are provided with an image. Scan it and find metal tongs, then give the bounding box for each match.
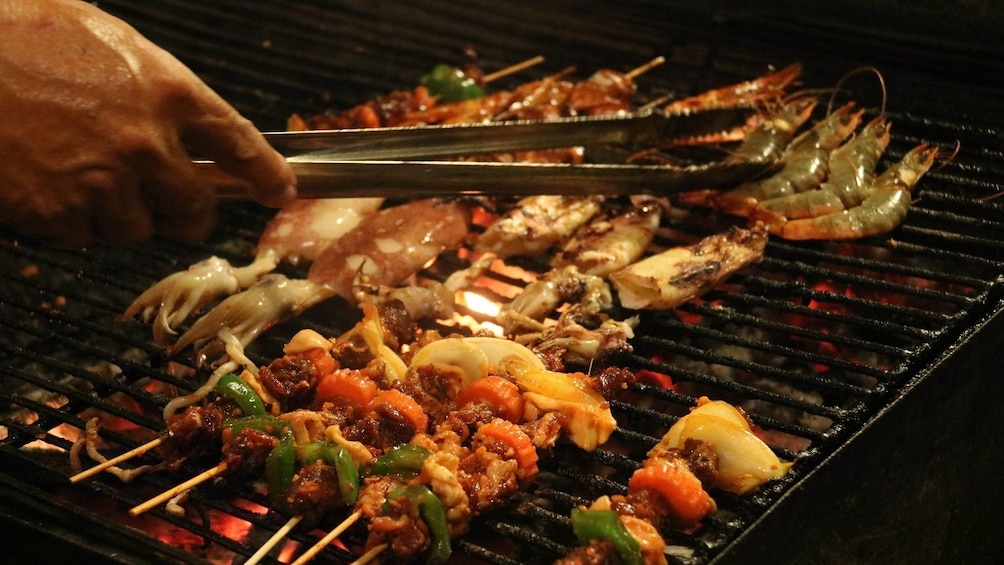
[207,107,771,199]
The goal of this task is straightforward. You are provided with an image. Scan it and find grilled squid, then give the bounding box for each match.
[124,198,383,345]
[168,199,471,363]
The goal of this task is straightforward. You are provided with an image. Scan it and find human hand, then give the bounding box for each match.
[0,0,296,247]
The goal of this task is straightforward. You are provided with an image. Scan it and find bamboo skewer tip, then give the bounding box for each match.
[69,437,164,484]
[349,544,388,565]
[245,514,304,565]
[626,55,666,80]
[290,509,363,565]
[482,55,545,83]
[128,462,228,516]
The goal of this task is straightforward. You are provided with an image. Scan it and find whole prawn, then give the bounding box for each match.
[754,115,892,222]
[778,143,938,240]
[712,102,864,216]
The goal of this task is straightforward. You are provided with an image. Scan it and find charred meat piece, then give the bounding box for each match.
[258,355,319,409]
[160,402,239,471]
[221,428,279,478]
[275,461,347,527]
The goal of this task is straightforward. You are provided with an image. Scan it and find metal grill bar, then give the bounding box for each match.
[3,1,1004,564]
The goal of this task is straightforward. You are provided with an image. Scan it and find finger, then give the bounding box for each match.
[142,157,219,242]
[177,84,296,208]
[26,169,149,248]
[86,171,156,246]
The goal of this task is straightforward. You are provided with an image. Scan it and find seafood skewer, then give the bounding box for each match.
[558,397,793,565]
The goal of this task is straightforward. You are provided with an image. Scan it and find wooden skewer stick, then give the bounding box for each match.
[290,509,363,565]
[129,462,228,516]
[349,543,388,565]
[69,437,164,483]
[625,55,666,80]
[244,514,303,565]
[482,55,546,83]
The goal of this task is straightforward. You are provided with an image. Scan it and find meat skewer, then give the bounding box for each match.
[115,313,620,562]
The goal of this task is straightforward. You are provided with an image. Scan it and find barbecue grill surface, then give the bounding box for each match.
[3,2,1004,564]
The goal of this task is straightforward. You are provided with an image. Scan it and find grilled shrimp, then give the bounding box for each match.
[778,143,938,240]
[756,116,891,221]
[728,97,818,163]
[676,97,817,209]
[663,63,803,146]
[712,103,863,215]
[664,63,803,114]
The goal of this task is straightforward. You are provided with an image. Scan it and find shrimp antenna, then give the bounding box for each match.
[828,66,887,117]
[935,139,961,174]
[781,88,836,109]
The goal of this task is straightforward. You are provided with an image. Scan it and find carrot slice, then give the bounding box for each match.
[456,376,524,423]
[314,368,378,409]
[475,418,539,482]
[628,460,714,530]
[367,389,429,434]
[301,347,337,378]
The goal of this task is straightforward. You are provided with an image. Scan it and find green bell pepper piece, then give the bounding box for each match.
[421,64,485,103]
[224,415,292,441]
[384,484,451,565]
[370,444,432,477]
[300,440,360,505]
[570,508,644,565]
[266,435,296,499]
[214,373,266,417]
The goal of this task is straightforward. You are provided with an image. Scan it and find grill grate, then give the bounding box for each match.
[3,1,1004,564]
